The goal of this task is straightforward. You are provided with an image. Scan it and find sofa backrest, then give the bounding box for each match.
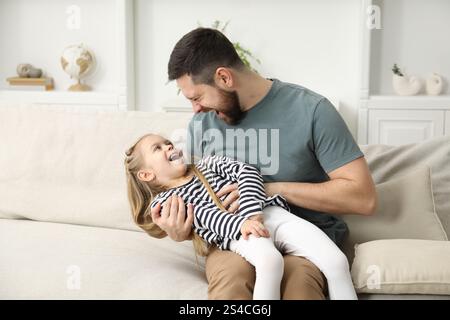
[0,104,193,232]
[1,104,448,248]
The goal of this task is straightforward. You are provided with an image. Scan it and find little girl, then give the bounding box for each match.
[124,133,357,300]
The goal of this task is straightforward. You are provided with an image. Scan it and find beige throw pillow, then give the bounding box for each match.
[341,166,447,262]
[351,239,450,295]
[360,135,450,239]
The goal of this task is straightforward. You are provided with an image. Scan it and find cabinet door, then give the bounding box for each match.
[368,110,445,145]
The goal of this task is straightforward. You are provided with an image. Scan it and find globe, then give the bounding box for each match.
[60,44,95,91]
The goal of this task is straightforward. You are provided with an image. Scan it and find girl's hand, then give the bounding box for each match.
[240,219,270,240]
[248,213,264,224]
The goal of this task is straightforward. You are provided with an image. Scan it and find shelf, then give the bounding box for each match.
[161,97,193,113]
[0,0,134,110]
[0,90,119,106]
[366,95,450,109]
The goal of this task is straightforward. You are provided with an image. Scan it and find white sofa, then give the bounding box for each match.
[1,104,449,300]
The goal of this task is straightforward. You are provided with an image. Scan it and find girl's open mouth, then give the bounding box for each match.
[168,150,183,162]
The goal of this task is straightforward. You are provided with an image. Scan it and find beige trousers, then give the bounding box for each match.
[205,246,328,300]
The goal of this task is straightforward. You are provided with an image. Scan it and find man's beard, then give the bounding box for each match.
[216,88,246,125]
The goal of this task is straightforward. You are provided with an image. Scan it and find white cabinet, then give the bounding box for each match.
[357,0,450,146]
[359,96,450,145]
[0,90,124,111]
[368,109,445,145]
[446,111,450,136]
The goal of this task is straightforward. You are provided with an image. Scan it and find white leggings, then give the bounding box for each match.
[229,206,357,300]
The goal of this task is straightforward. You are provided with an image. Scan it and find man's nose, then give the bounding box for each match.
[192,102,202,114]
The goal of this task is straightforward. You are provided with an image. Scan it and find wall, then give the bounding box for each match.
[134,0,362,135]
[0,0,363,135]
[370,0,450,95]
[0,0,117,92]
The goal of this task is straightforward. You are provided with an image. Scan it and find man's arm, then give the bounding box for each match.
[201,155,267,218]
[265,157,377,216]
[264,97,377,216]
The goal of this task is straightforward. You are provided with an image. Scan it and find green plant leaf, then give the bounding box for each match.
[207,20,261,72]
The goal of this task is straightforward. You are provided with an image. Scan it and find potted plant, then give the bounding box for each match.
[203,20,261,73]
[392,63,422,96]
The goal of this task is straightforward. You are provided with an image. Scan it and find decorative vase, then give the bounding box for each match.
[392,74,422,96]
[16,63,43,78]
[16,64,33,77]
[426,73,443,95]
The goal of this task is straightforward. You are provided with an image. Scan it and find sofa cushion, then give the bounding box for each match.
[0,219,207,299]
[341,165,447,261]
[351,239,450,295]
[360,135,450,239]
[0,104,192,231]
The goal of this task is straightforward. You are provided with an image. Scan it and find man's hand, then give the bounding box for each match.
[150,194,194,242]
[240,217,270,240]
[216,183,240,214]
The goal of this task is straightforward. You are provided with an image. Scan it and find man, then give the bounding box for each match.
[151,28,377,299]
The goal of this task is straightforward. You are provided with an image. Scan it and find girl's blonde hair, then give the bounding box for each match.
[123,133,209,256]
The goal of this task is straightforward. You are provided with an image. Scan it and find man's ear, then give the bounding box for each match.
[215,67,234,89]
[137,169,155,182]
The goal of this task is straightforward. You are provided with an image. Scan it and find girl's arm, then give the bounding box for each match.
[193,200,248,240]
[200,155,267,219]
[152,189,250,241]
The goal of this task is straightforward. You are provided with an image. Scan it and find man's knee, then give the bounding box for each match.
[281,255,327,300]
[205,248,255,300]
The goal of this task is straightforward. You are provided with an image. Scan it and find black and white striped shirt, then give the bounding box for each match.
[151,155,289,250]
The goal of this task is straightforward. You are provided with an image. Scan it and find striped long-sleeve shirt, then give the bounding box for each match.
[150,155,290,250]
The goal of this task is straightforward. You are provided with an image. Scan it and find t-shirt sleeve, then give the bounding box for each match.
[312,98,364,173]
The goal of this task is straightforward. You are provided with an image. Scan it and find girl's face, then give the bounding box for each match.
[136,135,187,186]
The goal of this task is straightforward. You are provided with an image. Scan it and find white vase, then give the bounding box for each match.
[426,73,443,95]
[392,74,422,96]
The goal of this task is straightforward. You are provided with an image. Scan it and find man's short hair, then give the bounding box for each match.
[168,28,245,85]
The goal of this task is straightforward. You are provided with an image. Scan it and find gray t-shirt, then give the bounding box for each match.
[187,79,364,246]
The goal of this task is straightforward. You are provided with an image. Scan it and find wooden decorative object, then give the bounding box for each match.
[6,77,54,91]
